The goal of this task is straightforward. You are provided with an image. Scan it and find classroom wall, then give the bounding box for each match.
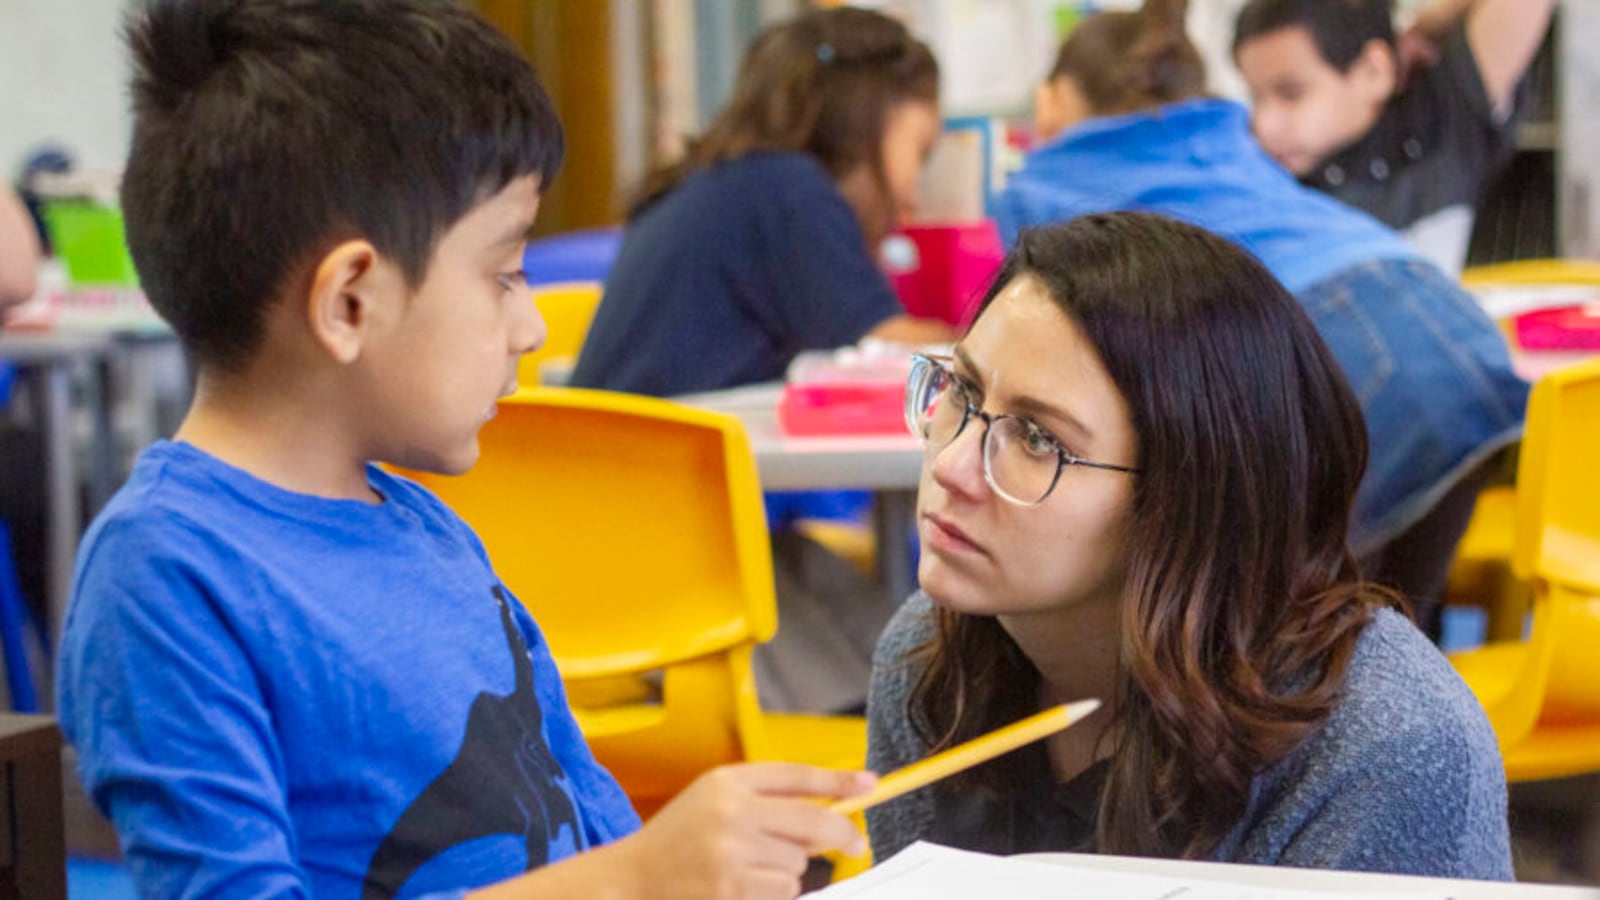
[0,0,133,180]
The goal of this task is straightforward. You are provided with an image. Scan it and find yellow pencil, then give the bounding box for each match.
[832,698,1102,816]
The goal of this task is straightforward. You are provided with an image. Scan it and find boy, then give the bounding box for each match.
[56,1,871,897]
[1232,0,1553,273]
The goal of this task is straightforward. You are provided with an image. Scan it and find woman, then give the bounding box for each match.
[866,214,1511,878]
[571,6,952,397]
[995,0,1527,638]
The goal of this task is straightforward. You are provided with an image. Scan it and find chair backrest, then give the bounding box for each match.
[517,283,602,387]
[1512,355,1600,591]
[398,388,779,803]
[1514,357,1600,724]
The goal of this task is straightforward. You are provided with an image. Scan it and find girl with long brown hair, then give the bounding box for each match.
[570,6,957,715]
[571,6,953,398]
[866,213,1511,877]
[998,0,1526,642]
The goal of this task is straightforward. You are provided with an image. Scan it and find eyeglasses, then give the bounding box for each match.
[905,353,1139,507]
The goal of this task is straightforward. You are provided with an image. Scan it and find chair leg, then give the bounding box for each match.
[0,522,41,712]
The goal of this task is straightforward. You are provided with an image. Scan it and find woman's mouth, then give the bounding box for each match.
[923,512,987,557]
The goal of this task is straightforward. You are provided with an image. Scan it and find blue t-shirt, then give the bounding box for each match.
[570,152,903,396]
[996,99,1419,294]
[57,441,640,899]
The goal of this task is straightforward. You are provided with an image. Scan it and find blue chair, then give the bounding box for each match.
[0,520,41,712]
[523,227,623,287]
[0,361,43,712]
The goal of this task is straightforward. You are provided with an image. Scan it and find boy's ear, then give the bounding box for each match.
[1350,38,1399,104]
[306,240,396,365]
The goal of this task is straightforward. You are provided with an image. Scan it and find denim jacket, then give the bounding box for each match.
[996,99,1526,551]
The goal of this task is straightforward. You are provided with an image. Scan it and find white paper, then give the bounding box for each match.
[810,842,1451,900]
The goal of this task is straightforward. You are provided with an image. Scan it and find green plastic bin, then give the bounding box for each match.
[41,201,140,287]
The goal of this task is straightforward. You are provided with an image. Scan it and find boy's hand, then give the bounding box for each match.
[618,763,875,900]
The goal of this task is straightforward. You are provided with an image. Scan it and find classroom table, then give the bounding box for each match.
[676,382,924,603]
[0,332,117,651]
[1027,851,1600,898]
[0,308,181,655]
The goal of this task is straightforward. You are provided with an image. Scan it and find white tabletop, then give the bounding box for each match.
[1026,851,1600,898]
[675,382,923,492]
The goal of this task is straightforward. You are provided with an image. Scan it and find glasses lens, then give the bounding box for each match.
[984,416,1061,505]
[906,357,937,437]
[907,358,957,443]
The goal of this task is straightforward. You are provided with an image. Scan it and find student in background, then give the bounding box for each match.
[570,6,953,398]
[572,7,954,715]
[867,213,1512,876]
[995,0,1527,640]
[1232,0,1554,274]
[0,184,41,309]
[56,2,871,897]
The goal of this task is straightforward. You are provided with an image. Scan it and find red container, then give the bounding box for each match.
[887,222,1005,329]
[1515,303,1600,351]
[776,381,909,436]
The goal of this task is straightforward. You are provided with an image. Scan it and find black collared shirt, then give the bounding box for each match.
[1300,24,1528,273]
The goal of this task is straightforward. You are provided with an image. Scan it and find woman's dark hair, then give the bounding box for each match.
[629,7,938,239]
[1233,0,1395,72]
[121,0,563,372]
[906,212,1399,859]
[1048,0,1205,116]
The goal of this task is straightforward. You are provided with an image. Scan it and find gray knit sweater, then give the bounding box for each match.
[866,594,1513,880]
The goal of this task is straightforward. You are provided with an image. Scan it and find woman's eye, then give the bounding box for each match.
[1022,423,1059,457]
[950,375,980,407]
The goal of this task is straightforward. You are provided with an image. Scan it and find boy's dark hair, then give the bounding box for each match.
[121,0,564,371]
[1233,0,1395,72]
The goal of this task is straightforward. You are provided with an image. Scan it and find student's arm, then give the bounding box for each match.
[470,764,872,900]
[0,184,41,309]
[1408,0,1554,115]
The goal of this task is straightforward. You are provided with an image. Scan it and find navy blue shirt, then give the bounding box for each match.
[571,152,903,396]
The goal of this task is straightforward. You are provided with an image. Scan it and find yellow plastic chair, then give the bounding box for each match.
[518,282,602,387]
[397,388,872,869]
[1448,260,1600,635]
[1448,356,1600,782]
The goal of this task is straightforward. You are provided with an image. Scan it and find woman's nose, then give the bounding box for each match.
[929,418,990,500]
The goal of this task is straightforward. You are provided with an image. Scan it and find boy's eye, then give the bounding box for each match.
[495,270,529,293]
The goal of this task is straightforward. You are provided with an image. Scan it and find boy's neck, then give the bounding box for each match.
[175,370,382,504]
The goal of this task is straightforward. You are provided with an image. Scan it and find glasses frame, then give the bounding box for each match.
[906,353,1139,507]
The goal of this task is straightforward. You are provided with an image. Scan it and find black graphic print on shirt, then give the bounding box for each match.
[362,586,581,898]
